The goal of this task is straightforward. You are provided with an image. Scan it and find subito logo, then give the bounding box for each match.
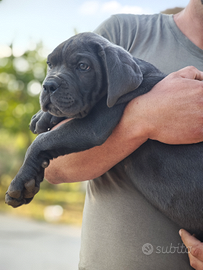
[142,243,154,255]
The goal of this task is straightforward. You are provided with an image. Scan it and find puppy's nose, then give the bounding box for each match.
[43,81,59,93]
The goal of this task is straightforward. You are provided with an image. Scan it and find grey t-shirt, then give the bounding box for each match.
[79,14,203,270]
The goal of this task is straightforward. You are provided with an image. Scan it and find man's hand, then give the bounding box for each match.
[125,66,203,145]
[179,229,203,270]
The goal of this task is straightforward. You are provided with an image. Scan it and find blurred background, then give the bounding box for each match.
[0,0,187,269]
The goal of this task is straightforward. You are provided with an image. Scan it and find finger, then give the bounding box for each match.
[194,71,203,81]
[188,252,203,270]
[191,243,203,263]
[176,66,203,80]
[179,229,203,260]
[180,229,201,247]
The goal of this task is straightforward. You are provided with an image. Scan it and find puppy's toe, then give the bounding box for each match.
[24,179,39,198]
[5,193,24,208]
[7,185,22,199]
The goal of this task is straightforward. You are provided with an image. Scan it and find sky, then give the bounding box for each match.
[0,0,188,57]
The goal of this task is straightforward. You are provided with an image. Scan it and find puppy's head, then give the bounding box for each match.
[40,32,143,118]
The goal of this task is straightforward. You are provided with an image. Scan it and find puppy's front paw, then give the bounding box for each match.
[5,178,40,208]
[30,111,52,134]
[30,110,65,134]
[5,161,48,208]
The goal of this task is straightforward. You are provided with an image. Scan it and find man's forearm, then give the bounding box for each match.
[44,101,148,184]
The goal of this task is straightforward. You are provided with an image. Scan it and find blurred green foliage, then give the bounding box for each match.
[0,43,45,136]
[0,43,45,183]
[0,43,85,225]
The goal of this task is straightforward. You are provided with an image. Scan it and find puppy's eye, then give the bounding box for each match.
[47,61,52,69]
[78,63,90,71]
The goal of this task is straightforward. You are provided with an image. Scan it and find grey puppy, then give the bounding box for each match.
[5,32,203,239]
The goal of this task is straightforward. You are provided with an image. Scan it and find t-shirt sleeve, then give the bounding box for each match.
[93,15,121,45]
[93,14,139,52]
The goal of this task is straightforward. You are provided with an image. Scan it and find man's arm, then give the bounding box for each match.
[45,66,203,184]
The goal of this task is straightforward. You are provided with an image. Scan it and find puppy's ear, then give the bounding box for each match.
[99,45,143,107]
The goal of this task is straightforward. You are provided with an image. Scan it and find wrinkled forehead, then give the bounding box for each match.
[47,33,109,65]
[47,38,80,65]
